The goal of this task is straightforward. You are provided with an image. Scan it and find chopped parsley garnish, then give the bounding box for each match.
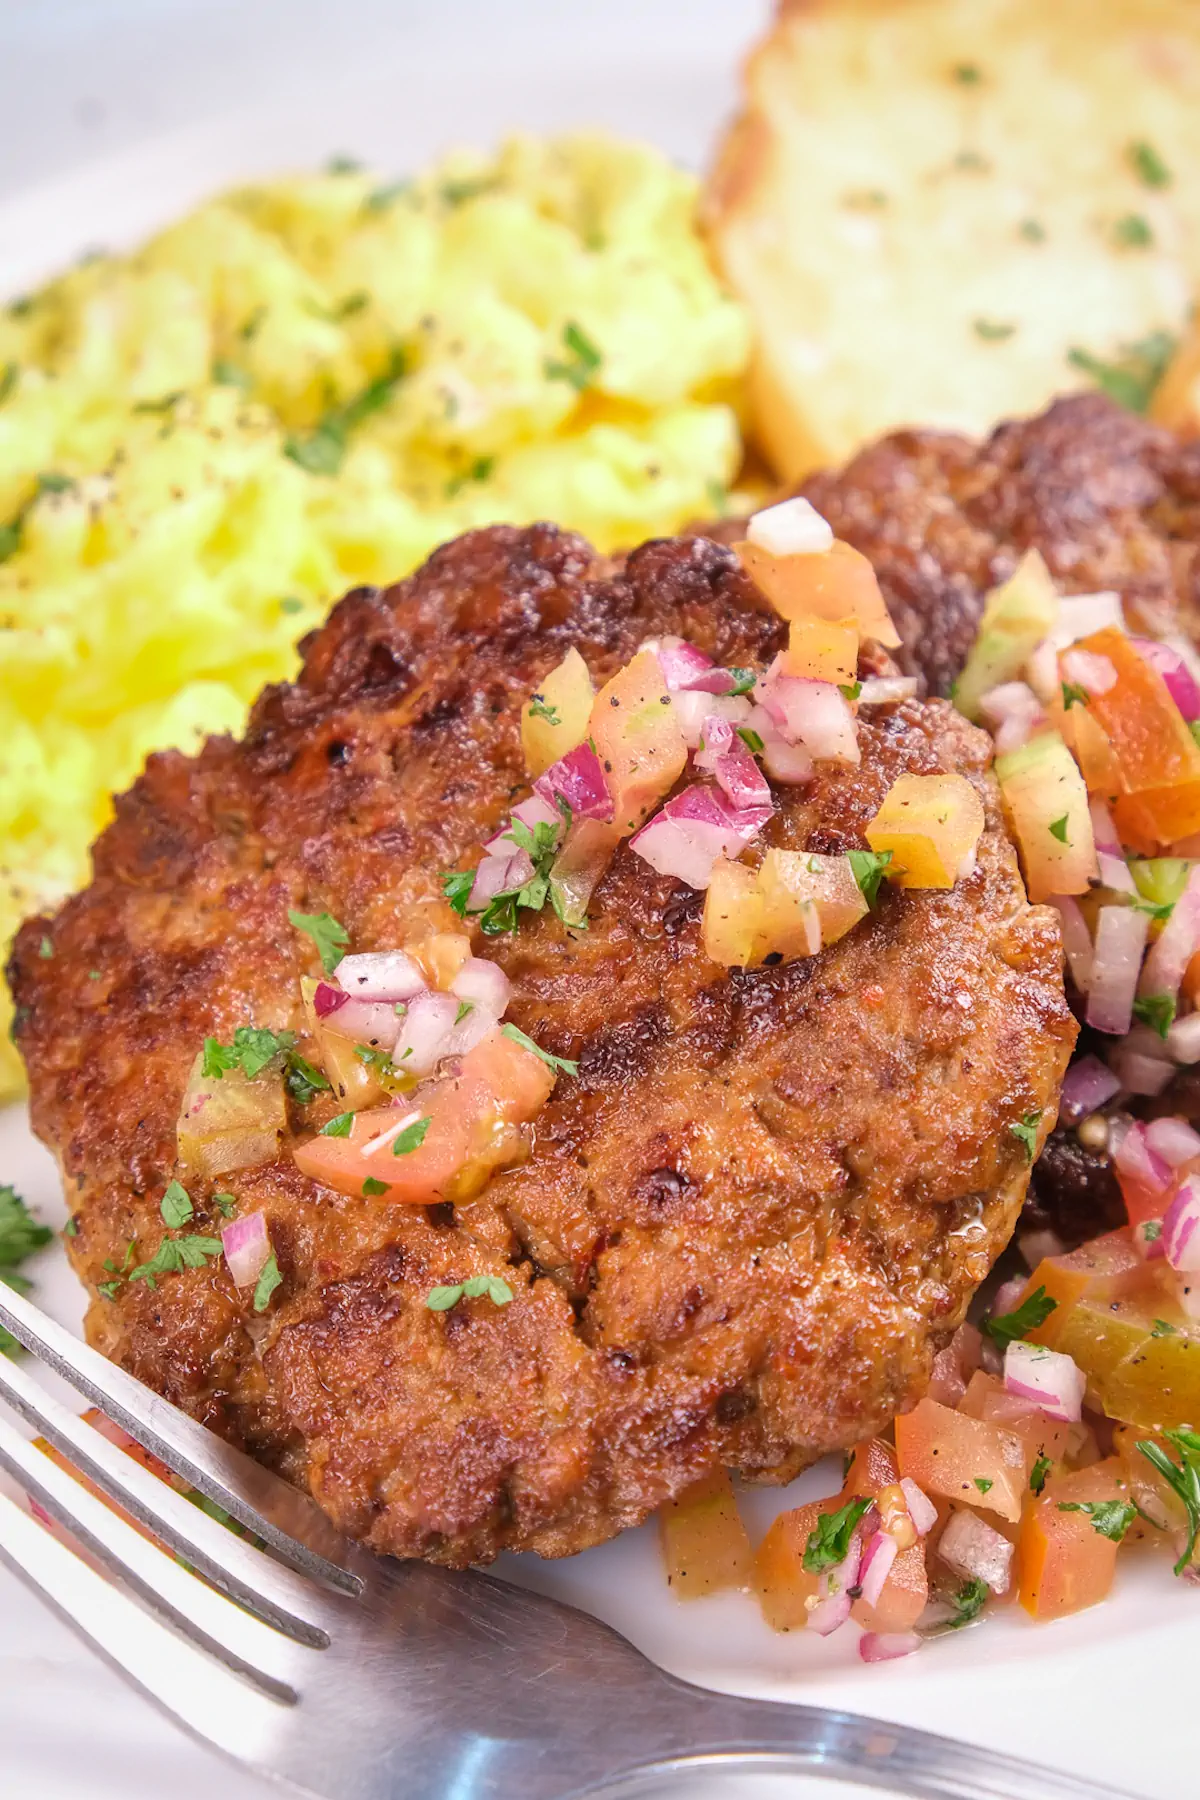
[1143,1221,1163,1243]
[253,1253,282,1314]
[454,1000,474,1026]
[527,696,561,725]
[948,1577,989,1627]
[132,391,184,415]
[1057,1500,1137,1543]
[847,848,893,907]
[212,358,252,390]
[213,1192,237,1218]
[545,321,602,392]
[500,1022,578,1077]
[1048,815,1070,844]
[1019,218,1046,243]
[354,1043,394,1077]
[1113,213,1153,249]
[1030,1453,1052,1495]
[952,61,982,83]
[737,727,765,754]
[442,869,476,916]
[426,1274,514,1312]
[727,668,756,697]
[1061,681,1088,710]
[280,596,305,615]
[0,472,78,565]
[440,175,498,207]
[1137,1430,1200,1573]
[129,1234,223,1290]
[288,908,349,974]
[1133,992,1176,1040]
[0,362,17,406]
[392,1115,431,1156]
[1128,139,1171,189]
[362,1177,390,1197]
[284,1052,331,1105]
[284,348,407,475]
[203,1026,297,1081]
[1009,1109,1042,1161]
[1191,721,1200,751]
[64,1216,79,1238]
[839,681,862,702]
[802,1496,872,1575]
[1131,897,1174,922]
[973,1477,994,1496]
[0,1185,53,1354]
[326,154,362,174]
[1067,332,1176,415]
[445,455,495,498]
[320,1111,355,1138]
[982,1283,1056,1348]
[973,318,1016,342]
[363,178,411,213]
[1152,1317,1177,1338]
[446,812,571,936]
[160,1181,194,1229]
[37,935,53,958]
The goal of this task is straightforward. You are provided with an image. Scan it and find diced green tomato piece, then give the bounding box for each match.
[1130,858,1195,910]
[995,730,1097,902]
[1017,1458,1130,1621]
[954,550,1059,722]
[1099,1323,1200,1432]
[1021,1232,1154,1347]
[659,1468,753,1599]
[894,1398,1030,1522]
[588,651,687,837]
[176,1051,285,1179]
[521,646,594,777]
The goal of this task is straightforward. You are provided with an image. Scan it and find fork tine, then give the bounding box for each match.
[0,1487,284,1757]
[0,1282,360,1594]
[0,1347,333,1645]
[0,1409,308,1700]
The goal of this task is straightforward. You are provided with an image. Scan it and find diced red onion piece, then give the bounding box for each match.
[1168,1013,1200,1065]
[534,742,615,823]
[1147,1116,1200,1167]
[1115,1120,1174,1199]
[654,637,715,689]
[1087,800,1134,898]
[991,1275,1028,1320]
[936,1508,1013,1594]
[313,981,349,1019]
[630,784,772,891]
[1051,897,1093,994]
[807,1531,862,1637]
[1047,591,1124,650]
[899,1478,937,1538]
[671,689,752,750]
[1111,1049,1176,1097]
[1004,1341,1085,1422]
[331,951,426,1003]
[695,714,771,810]
[1086,905,1149,1034]
[1020,1226,1066,1268]
[979,681,1044,755]
[483,794,565,855]
[1059,1054,1121,1122]
[857,676,917,706]
[693,715,735,771]
[319,993,404,1050]
[1140,868,1200,1001]
[760,659,859,763]
[1061,648,1117,696]
[747,496,833,557]
[222,1212,271,1289]
[928,1322,982,1407]
[745,704,814,784]
[1133,638,1200,722]
[858,1529,898,1608]
[469,849,534,912]
[1163,1174,1200,1271]
[392,990,460,1077]
[858,1631,921,1664]
[450,956,513,1018]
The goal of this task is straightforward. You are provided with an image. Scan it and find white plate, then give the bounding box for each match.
[0,5,1193,1795]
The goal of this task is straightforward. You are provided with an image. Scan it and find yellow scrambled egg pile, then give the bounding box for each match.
[0,133,750,1093]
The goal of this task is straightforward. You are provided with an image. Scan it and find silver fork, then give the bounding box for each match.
[0,1283,1137,1800]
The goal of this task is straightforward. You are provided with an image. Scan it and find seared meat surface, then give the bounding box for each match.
[10,525,1074,1566]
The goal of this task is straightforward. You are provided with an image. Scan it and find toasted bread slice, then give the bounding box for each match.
[705,0,1200,479]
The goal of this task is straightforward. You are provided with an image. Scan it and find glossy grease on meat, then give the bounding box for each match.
[10,525,1075,1566]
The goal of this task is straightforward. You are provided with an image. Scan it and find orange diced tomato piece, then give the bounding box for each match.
[783,615,859,685]
[1113,784,1200,856]
[589,651,688,837]
[1016,1457,1131,1621]
[865,773,985,889]
[702,856,764,967]
[1075,628,1200,797]
[1020,1231,1152,1347]
[754,1501,825,1632]
[293,1027,555,1203]
[659,1468,753,1599]
[736,539,900,645]
[895,1397,1029,1522]
[301,976,388,1109]
[851,1540,929,1634]
[843,1436,899,1495]
[521,646,594,777]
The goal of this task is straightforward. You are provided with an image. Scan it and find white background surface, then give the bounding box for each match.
[0,4,1190,1796]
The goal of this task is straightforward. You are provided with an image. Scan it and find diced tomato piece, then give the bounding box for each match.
[659,1469,753,1599]
[865,773,985,890]
[1016,1458,1131,1621]
[783,615,859,685]
[293,1028,555,1203]
[851,1540,929,1634]
[1113,784,1200,856]
[957,1372,1071,1474]
[736,539,900,646]
[895,1397,1029,1522]
[843,1437,899,1495]
[754,1501,825,1632]
[522,646,594,777]
[1074,627,1200,799]
[589,651,688,837]
[1020,1231,1153,1347]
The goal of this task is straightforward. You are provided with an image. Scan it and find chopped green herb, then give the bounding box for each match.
[948,1577,989,1627]
[363,178,411,213]
[952,61,982,83]
[392,1115,431,1157]
[1143,1221,1163,1243]
[1113,213,1153,249]
[354,1043,394,1077]
[304,290,369,324]
[973,1477,994,1496]
[284,348,407,476]
[973,318,1015,342]
[87,970,102,981]
[454,1001,474,1026]
[440,175,498,207]
[982,1283,1056,1348]
[1133,992,1177,1040]
[803,1496,872,1575]
[320,1111,355,1138]
[545,320,603,392]
[1057,1500,1137,1543]
[287,908,349,974]
[1019,218,1046,244]
[1068,332,1176,414]
[705,479,729,517]
[240,306,267,341]
[445,455,495,497]
[37,936,53,959]
[64,1216,79,1238]
[0,1185,54,1269]
[1152,1317,1178,1338]
[442,869,476,917]
[279,596,305,615]
[1030,1453,1052,1495]
[160,1181,194,1229]
[1061,682,1089,710]
[1048,815,1069,844]
[727,668,757,697]
[129,1234,223,1290]
[202,1026,297,1081]
[211,358,252,390]
[527,696,561,725]
[500,1022,578,1077]
[847,848,893,907]
[0,362,17,406]
[839,681,863,702]
[737,727,765,754]
[253,1253,282,1314]
[212,1192,237,1218]
[326,154,362,174]
[1128,139,1171,188]
[1191,721,1200,751]
[132,391,184,415]
[285,1052,331,1105]
[362,1176,390,1197]
[1137,1430,1200,1573]
[426,1274,515,1312]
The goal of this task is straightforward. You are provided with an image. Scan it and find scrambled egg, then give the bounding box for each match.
[0,134,750,1093]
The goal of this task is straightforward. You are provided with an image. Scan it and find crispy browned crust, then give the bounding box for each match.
[10,524,1074,1566]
